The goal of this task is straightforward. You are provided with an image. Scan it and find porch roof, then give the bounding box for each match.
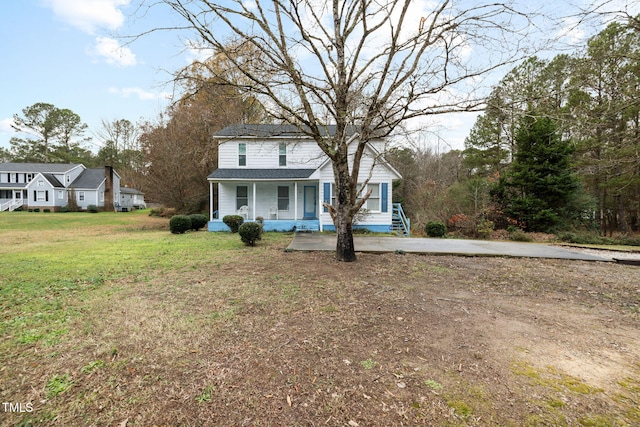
[208,168,317,181]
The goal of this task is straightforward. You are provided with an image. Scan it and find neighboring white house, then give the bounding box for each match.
[207,124,410,234]
[119,187,146,210]
[0,163,125,212]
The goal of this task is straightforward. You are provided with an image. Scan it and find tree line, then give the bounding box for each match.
[4,14,638,239]
[2,56,265,213]
[390,18,640,237]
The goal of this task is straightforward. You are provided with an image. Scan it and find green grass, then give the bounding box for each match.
[0,210,290,348]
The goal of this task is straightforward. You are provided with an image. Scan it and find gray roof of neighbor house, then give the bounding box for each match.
[120,187,144,195]
[42,173,64,188]
[209,168,317,180]
[70,168,106,189]
[0,162,83,173]
[214,124,367,138]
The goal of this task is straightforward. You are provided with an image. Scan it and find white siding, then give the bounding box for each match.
[218,139,325,169]
[318,152,394,228]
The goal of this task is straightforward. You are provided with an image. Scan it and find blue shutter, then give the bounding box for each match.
[323,182,331,212]
[381,182,388,212]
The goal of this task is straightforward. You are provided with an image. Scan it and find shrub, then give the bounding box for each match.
[189,214,208,231]
[43,208,51,213]
[425,221,447,238]
[222,215,244,233]
[33,208,40,213]
[87,205,99,213]
[509,231,533,242]
[477,219,494,239]
[149,207,176,218]
[169,215,192,234]
[60,205,69,213]
[239,222,262,246]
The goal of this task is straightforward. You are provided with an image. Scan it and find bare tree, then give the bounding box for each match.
[146,0,539,261]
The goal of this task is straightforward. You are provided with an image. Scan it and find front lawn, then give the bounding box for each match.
[1,211,639,426]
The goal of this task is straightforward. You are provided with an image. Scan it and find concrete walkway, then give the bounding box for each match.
[287,233,613,262]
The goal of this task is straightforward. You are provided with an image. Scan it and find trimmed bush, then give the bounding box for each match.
[87,205,99,213]
[239,222,262,246]
[425,221,447,238]
[222,215,244,233]
[189,214,208,231]
[170,215,192,234]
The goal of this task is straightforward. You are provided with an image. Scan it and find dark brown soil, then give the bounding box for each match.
[3,245,640,426]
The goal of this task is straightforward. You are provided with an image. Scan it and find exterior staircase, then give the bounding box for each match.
[391,203,410,236]
[0,200,23,212]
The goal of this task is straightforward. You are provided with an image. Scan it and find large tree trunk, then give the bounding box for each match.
[334,152,357,262]
[335,204,356,262]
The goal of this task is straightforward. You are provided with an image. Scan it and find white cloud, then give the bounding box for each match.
[109,87,172,101]
[185,39,215,64]
[44,0,129,34]
[0,118,15,134]
[91,37,137,67]
[555,16,587,45]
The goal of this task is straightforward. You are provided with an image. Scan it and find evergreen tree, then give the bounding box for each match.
[494,116,580,232]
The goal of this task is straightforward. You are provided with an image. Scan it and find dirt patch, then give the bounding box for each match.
[3,245,640,426]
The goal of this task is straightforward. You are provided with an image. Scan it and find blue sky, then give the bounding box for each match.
[1,0,636,154]
[0,0,181,152]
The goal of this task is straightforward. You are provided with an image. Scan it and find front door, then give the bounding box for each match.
[303,186,317,219]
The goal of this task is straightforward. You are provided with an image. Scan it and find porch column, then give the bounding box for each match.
[209,181,213,221]
[252,182,256,221]
[318,183,323,232]
[294,181,298,220]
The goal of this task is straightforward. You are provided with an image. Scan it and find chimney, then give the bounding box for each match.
[104,166,114,211]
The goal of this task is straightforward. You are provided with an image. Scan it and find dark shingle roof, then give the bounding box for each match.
[70,168,105,189]
[0,162,82,173]
[42,173,64,188]
[120,187,144,195]
[208,168,317,180]
[214,124,362,138]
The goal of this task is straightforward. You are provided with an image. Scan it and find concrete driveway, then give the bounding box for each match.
[287,233,613,262]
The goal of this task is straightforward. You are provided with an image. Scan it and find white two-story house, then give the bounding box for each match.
[207,124,409,234]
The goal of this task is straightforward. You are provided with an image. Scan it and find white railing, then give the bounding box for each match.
[9,200,23,211]
[1,199,25,212]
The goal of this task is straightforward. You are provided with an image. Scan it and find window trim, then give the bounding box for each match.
[236,185,248,210]
[277,185,289,211]
[279,143,286,167]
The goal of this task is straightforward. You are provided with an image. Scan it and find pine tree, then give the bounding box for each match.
[495,115,580,232]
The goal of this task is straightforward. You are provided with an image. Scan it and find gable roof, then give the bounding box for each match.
[70,168,106,189]
[209,168,317,180]
[41,173,64,188]
[0,162,83,173]
[215,124,365,138]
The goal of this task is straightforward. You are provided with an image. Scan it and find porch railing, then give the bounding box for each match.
[392,203,410,236]
[0,199,23,212]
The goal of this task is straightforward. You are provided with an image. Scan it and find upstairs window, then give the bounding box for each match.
[279,143,286,167]
[239,143,247,166]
